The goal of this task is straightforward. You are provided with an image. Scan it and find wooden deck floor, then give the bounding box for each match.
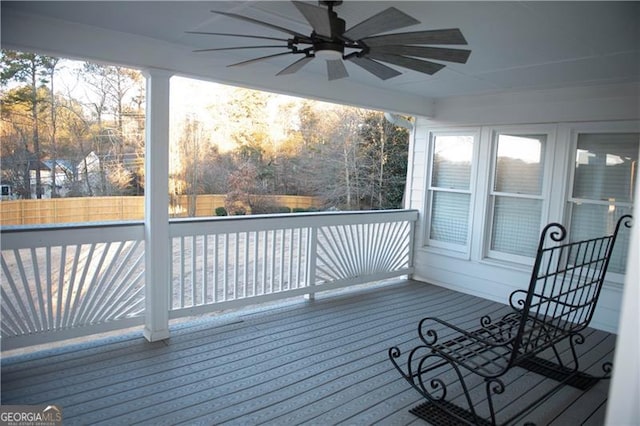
[1,280,615,425]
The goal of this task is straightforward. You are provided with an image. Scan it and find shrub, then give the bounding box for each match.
[251,204,291,214]
[272,206,292,214]
[215,206,228,216]
[292,207,320,213]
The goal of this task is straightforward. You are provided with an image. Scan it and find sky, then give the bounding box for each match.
[169,75,305,151]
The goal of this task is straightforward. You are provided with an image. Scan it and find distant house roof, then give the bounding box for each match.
[42,159,77,174]
[0,153,49,171]
[82,151,143,169]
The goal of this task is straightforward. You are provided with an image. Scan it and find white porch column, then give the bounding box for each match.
[606,175,639,425]
[142,68,172,342]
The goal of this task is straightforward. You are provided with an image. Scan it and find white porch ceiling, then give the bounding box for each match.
[2,1,639,115]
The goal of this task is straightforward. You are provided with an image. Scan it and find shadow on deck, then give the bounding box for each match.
[0,280,615,425]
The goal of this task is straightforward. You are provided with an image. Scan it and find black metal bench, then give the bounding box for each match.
[389,215,632,426]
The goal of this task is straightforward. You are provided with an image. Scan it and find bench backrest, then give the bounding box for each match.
[510,214,632,358]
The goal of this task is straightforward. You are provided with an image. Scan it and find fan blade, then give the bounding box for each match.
[228,52,295,67]
[346,56,401,80]
[370,45,471,63]
[292,1,332,38]
[194,45,290,53]
[277,56,314,75]
[186,31,290,43]
[362,29,468,46]
[212,10,311,40]
[326,59,349,81]
[366,53,445,75]
[343,7,420,41]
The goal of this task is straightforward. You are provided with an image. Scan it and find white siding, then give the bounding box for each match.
[409,82,640,333]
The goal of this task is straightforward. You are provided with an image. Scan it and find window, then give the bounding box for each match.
[426,133,476,251]
[568,132,638,273]
[488,132,549,261]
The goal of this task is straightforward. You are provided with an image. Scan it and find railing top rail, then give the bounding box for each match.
[169,209,419,236]
[0,209,419,248]
[1,220,144,233]
[170,209,419,224]
[1,221,145,249]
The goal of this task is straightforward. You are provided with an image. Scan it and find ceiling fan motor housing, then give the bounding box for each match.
[312,6,346,59]
[326,10,345,39]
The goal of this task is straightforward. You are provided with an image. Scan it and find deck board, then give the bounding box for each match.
[1,279,615,425]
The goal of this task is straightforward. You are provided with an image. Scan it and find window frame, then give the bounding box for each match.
[424,129,480,256]
[563,122,639,282]
[484,125,557,265]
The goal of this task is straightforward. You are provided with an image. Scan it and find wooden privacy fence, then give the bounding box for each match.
[0,195,323,226]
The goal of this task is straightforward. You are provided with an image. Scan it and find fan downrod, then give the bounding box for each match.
[319,1,343,9]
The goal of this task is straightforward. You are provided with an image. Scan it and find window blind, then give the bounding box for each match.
[489,133,546,259]
[494,134,544,194]
[572,133,638,202]
[430,191,470,245]
[432,135,473,190]
[569,132,638,274]
[491,196,542,257]
[428,135,474,247]
[569,203,632,274]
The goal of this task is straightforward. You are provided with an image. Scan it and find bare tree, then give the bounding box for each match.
[80,63,144,195]
[172,115,210,216]
[1,50,57,198]
[225,162,258,215]
[44,57,60,197]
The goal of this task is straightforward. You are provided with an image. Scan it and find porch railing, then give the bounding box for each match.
[1,209,418,350]
[0,222,146,350]
[169,210,418,318]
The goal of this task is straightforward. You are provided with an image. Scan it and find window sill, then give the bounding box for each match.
[418,245,470,260]
[477,257,533,274]
[478,257,626,288]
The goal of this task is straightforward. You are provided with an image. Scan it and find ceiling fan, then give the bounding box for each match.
[188,1,471,81]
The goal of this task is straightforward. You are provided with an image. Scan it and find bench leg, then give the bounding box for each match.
[517,333,612,390]
[389,346,505,426]
[408,377,506,426]
[517,356,611,390]
[410,399,494,426]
